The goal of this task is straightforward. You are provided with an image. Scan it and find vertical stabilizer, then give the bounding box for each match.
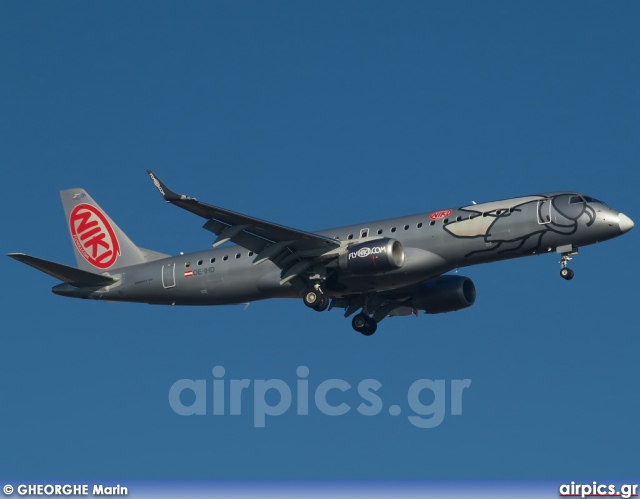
[61,189,161,272]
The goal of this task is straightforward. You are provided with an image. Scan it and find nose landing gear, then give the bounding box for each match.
[560,267,574,280]
[558,245,578,281]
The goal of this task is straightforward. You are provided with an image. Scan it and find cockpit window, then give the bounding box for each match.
[569,195,584,204]
[583,195,605,205]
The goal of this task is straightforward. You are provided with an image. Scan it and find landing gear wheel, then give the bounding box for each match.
[303,287,329,311]
[560,268,574,280]
[352,313,368,331]
[362,319,377,336]
[314,293,329,312]
[352,313,377,336]
[303,289,321,309]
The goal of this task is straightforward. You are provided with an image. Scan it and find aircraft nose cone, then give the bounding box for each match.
[619,213,634,233]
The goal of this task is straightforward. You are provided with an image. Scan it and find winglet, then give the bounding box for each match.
[147,171,194,202]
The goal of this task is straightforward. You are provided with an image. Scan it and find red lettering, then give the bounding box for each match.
[71,209,98,235]
[85,233,110,257]
[69,203,120,269]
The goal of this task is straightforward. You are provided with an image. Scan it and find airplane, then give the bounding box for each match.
[8,172,634,335]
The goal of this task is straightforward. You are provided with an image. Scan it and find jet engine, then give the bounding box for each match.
[338,238,405,274]
[411,275,476,314]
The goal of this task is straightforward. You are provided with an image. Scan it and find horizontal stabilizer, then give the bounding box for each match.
[7,253,116,287]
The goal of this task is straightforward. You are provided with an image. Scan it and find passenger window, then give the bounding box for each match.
[391,227,396,233]
[197,260,203,265]
[456,216,461,222]
[248,252,253,257]
[417,222,423,228]
[429,221,435,226]
[377,229,383,235]
[403,225,409,230]
[235,253,241,259]
[223,256,228,261]
[443,219,448,223]
[185,262,191,268]
[210,258,215,263]
[347,234,353,240]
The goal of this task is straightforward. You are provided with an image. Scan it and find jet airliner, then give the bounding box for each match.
[8,172,634,335]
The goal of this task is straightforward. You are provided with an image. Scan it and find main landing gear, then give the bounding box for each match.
[351,313,377,336]
[303,285,379,336]
[303,286,329,312]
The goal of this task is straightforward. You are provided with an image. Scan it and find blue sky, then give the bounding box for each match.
[1,1,638,480]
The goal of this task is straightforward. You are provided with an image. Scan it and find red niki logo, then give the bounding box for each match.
[69,204,121,269]
[430,209,452,221]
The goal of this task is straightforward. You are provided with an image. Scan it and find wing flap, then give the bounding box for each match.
[8,253,117,287]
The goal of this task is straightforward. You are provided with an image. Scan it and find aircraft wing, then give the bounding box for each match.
[147,171,342,285]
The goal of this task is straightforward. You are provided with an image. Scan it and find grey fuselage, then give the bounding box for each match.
[52,192,630,305]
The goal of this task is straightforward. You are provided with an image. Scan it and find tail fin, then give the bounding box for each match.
[61,189,168,272]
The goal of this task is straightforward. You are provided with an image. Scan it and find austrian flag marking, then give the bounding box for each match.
[69,204,121,269]
[184,270,193,277]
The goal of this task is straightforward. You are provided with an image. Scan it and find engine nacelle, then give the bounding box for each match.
[411,275,476,314]
[338,238,405,275]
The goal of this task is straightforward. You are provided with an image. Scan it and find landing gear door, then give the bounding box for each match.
[162,263,176,288]
[537,199,552,224]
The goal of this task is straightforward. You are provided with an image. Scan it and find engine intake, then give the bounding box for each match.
[411,275,476,314]
[339,238,405,275]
